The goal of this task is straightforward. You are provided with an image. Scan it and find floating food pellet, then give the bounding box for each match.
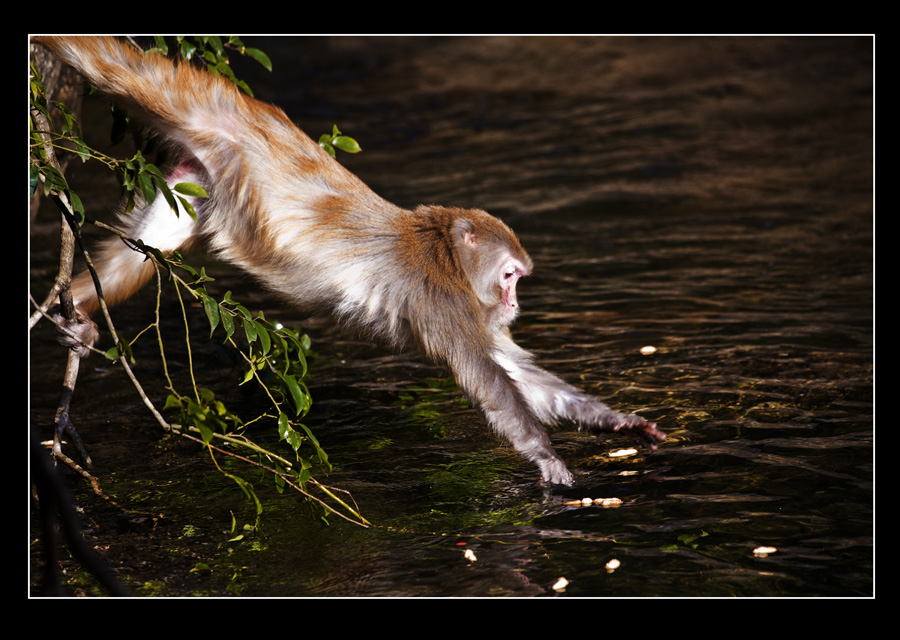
[552,577,569,591]
[564,496,624,508]
[605,558,621,572]
[464,549,477,562]
[640,345,657,355]
[609,448,638,457]
[753,546,777,557]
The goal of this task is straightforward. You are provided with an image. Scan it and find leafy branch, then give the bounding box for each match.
[319,124,362,158]
[29,37,369,530]
[141,35,272,97]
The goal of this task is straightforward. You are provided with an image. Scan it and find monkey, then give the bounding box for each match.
[32,36,665,486]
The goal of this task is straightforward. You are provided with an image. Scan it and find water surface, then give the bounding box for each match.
[29,36,873,597]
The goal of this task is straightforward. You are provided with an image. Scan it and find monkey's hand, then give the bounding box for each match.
[606,413,666,451]
[49,304,100,358]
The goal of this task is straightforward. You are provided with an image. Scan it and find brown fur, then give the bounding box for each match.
[34,36,664,484]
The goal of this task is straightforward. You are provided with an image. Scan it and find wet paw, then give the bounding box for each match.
[538,457,575,486]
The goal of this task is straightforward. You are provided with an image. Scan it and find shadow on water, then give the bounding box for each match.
[30,36,873,597]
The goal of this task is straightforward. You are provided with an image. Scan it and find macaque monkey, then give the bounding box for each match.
[34,36,665,485]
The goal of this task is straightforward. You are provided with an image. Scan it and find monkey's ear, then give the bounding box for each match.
[452,217,478,249]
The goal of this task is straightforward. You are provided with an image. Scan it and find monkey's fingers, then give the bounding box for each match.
[615,419,666,451]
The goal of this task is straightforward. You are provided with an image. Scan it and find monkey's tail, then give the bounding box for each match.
[32,36,244,154]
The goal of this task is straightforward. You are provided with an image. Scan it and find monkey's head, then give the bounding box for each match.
[451,210,533,327]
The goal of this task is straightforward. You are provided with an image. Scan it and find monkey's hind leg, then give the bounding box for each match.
[72,180,201,316]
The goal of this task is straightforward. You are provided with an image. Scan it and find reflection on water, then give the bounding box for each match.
[30,36,872,597]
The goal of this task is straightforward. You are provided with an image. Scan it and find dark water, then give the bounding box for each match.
[29,36,873,597]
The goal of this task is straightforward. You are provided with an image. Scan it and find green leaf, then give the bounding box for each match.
[277,412,305,452]
[272,332,289,372]
[177,196,198,222]
[244,48,272,71]
[153,176,179,215]
[206,36,225,56]
[227,474,262,517]
[276,372,307,417]
[174,182,208,198]
[55,101,82,137]
[41,165,67,193]
[142,163,165,179]
[66,189,85,226]
[72,138,92,163]
[179,40,197,61]
[200,292,220,336]
[257,323,271,355]
[220,307,235,340]
[333,136,361,153]
[284,428,304,452]
[137,169,156,206]
[28,164,41,198]
[277,412,290,439]
[178,262,199,279]
[198,421,214,444]
[243,316,258,343]
[298,422,328,466]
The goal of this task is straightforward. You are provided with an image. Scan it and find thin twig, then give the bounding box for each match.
[175,428,370,527]
[31,104,94,468]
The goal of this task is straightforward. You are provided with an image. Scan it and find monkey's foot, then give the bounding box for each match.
[49,304,99,358]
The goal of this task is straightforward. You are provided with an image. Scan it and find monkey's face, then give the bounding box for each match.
[494,256,529,326]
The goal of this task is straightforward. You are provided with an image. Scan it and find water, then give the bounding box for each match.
[29,36,873,597]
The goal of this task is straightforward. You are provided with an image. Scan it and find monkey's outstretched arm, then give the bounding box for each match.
[492,335,665,451]
[452,346,576,485]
